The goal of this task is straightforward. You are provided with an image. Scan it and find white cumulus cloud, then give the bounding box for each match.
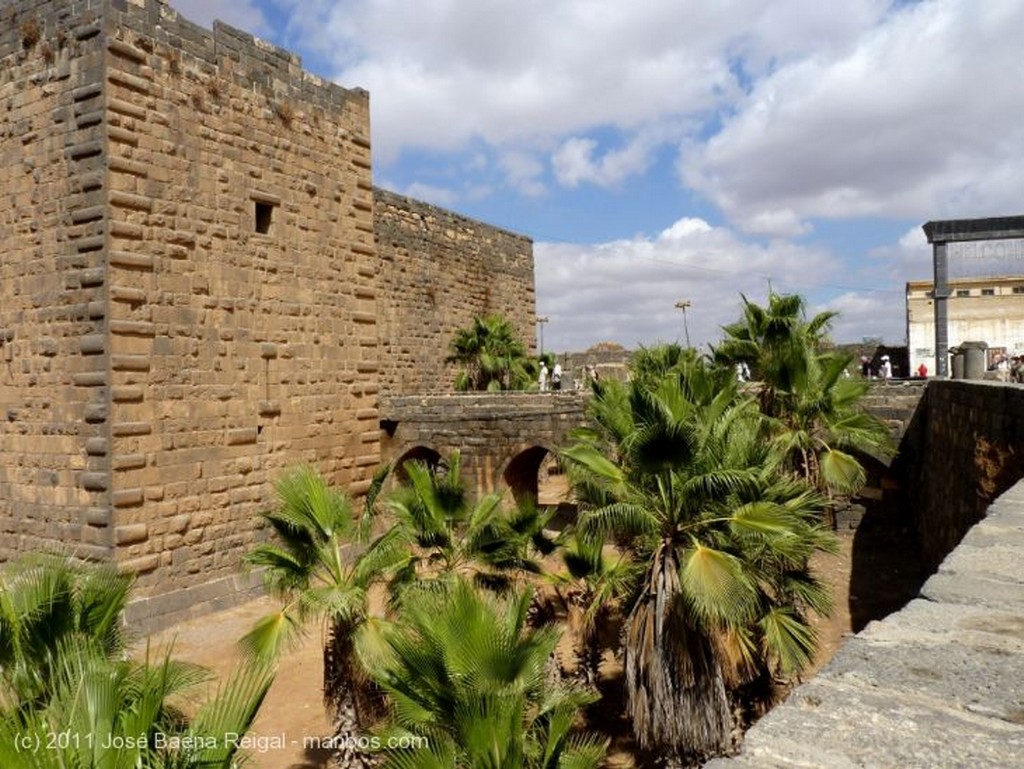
[684,0,1024,233]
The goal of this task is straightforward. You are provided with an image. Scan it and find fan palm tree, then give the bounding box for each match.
[562,360,834,763]
[714,291,892,500]
[768,346,894,499]
[385,451,557,599]
[0,553,273,769]
[446,314,535,392]
[0,552,133,709]
[627,343,700,388]
[357,578,607,769]
[713,291,835,403]
[0,639,273,769]
[554,531,637,686]
[243,464,404,768]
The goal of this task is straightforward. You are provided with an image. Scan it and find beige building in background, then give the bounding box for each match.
[906,276,1024,374]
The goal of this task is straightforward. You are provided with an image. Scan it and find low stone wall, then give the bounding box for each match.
[860,379,927,447]
[899,380,1024,571]
[706,477,1024,768]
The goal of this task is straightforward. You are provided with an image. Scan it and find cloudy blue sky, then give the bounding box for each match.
[171,0,1024,353]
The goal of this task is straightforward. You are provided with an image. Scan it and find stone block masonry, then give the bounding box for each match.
[0,0,116,563]
[375,188,536,395]
[0,0,382,625]
[898,380,1024,571]
[379,392,585,503]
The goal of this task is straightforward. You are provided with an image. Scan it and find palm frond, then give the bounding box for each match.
[181,660,275,768]
[759,606,817,676]
[578,502,659,540]
[238,608,303,663]
[679,544,759,626]
[818,448,867,495]
[559,444,625,485]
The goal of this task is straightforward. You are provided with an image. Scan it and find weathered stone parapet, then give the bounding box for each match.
[897,380,1024,571]
[705,475,1024,769]
[380,392,587,422]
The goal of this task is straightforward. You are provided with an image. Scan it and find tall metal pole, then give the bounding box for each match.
[537,316,549,357]
[933,242,949,378]
[675,300,691,348]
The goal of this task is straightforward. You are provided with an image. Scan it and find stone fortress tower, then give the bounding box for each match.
[0,0,535,628]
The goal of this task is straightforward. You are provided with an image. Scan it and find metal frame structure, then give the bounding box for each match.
[922,215,1024,377]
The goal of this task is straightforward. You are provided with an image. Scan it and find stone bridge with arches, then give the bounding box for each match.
[378,381,929,510]
[378,392,589,506]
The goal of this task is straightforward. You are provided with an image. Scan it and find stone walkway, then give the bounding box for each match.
[706,480,1024,768]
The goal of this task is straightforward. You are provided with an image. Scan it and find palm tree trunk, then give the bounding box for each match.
[328,694,380,769]
[624,542,731,760]
[324,619,381,769]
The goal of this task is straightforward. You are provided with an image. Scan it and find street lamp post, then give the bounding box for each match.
[674,300,691,348]
[536,316,549,357]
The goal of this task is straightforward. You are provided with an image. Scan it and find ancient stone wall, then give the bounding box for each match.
[899,380,1024,571]
[375,188,536,395]
[0,1,112,561]
[1,0,381,625]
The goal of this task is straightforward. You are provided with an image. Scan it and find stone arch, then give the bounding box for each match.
[502,446,549,506]
[392,445,442,483]
[502,445,573,507]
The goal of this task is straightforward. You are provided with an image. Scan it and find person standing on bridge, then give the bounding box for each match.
[552,362,562,391]
[539,361,549,391]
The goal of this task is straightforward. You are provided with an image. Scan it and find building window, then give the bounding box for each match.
[1013,286,1024,294]
[956,289,970,297]
[254,201,275,234]
[981,288,995,296]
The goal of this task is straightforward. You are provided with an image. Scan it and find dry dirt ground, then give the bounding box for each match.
[144,510,928,769]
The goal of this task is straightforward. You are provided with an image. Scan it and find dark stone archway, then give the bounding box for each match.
[392,445,442,483]
[502,445,550,506]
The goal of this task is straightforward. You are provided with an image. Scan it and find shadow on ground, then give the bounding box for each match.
[286,744,333,769]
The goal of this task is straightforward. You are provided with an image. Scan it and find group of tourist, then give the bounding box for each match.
[859,354,896,379]
[538,361,600,391]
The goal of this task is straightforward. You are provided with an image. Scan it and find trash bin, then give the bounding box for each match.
[961,341,988,380]
[950,347,965,379]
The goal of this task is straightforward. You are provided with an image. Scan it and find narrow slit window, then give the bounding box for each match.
[255,201,275,234]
